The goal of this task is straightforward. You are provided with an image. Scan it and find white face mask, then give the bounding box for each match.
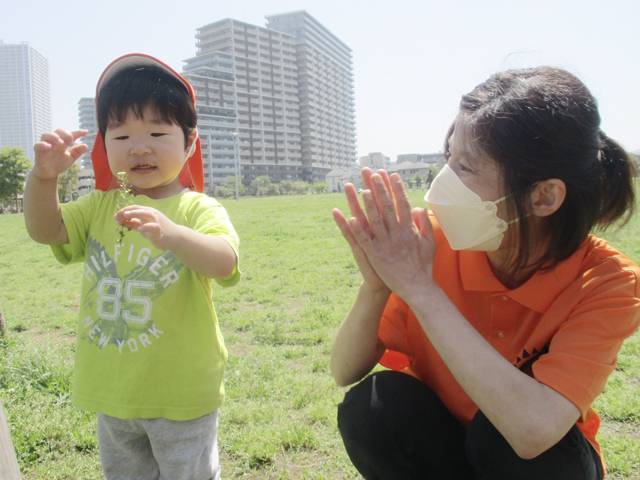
[424,164,516,251]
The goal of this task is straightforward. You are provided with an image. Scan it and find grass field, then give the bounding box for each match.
[0,191,638,479]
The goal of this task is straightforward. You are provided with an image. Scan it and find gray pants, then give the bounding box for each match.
[97,411,220,480]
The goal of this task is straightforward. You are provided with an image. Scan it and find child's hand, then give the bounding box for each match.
[32,129,88,180]
[115,205,182,251]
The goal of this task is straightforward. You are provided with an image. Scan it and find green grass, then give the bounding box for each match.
[1,191,638,479]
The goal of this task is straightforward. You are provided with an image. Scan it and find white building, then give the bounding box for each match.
[397,153,443,164]
[0,41,51,163]
[326,156,441,192]
[267,11,357,181]
[184,11,357,192]
[77,97,97,196]
[359,152,390,169]
[77,166,95,196]
[326,166,361,193]
[388,161,436,187]
[183,18,303,192]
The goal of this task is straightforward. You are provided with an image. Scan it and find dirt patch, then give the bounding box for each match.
[22,327,76,349]
[599,419,640,439]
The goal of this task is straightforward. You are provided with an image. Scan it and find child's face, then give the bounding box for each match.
[105,105,194,198]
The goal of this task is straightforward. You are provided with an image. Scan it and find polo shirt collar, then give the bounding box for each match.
[459,242,589,313]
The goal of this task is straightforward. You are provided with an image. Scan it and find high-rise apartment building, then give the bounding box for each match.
[78,97,97,154]
[184,11,356,191]
[77,97,97,195]
[267,11,357,181]
[183,18,303,191]
[0,41,51,163]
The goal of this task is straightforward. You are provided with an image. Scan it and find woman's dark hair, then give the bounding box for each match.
[97,65,197,146]
[447,66,635,276]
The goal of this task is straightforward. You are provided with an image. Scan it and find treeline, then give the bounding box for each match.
[212,176,328,198]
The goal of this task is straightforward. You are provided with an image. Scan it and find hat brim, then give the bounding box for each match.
[96,53,195,100]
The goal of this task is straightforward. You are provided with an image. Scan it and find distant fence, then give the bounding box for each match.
[0,196,23,214]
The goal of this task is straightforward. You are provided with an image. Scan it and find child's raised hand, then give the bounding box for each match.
[32,129,88,180]
[115,205,182,251]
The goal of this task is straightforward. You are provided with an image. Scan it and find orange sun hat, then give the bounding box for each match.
[91,53,204,192]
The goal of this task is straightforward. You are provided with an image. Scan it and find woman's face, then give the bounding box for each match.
[445,114,523,253]
[445,115,504,203]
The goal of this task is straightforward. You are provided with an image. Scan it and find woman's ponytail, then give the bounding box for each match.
[597,131,636,227]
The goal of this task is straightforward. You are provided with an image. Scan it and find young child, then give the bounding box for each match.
[24,53,240,480]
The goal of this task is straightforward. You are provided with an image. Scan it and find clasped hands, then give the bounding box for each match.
[332,168,436,303]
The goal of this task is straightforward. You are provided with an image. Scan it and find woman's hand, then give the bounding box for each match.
[333,187,388,293]
[32,129,88,180]
[333,169,389,294]
[337,168,437,304]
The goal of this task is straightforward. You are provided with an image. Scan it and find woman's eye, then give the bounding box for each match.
[151,133,167,137]
[114,136,129,140]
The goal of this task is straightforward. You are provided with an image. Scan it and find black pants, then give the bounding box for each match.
[337,371,602,480]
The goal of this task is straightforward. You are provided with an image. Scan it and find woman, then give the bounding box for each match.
[331,67,639,479]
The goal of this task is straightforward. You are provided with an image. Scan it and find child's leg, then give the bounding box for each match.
[143,410,220,480]
[97,414,160,480]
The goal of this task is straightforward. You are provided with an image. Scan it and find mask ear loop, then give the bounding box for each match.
[495,194,533,226]
[493,194,521,226]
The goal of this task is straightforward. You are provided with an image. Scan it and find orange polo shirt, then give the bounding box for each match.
[378,217,640,468]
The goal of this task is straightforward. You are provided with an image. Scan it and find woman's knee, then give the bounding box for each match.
[338,371,475,479]
[337,370,457,447]
[338,371,421,438]
[466,410,602,480]
[465,409,505,469]
[338,371,393,440]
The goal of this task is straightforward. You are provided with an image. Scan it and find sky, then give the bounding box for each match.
[3,0,639,160]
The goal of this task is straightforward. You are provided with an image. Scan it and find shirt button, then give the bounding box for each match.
[496,330,505,338]
[500,295,509,301]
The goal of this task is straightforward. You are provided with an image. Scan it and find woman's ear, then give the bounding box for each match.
[528,179,566,217]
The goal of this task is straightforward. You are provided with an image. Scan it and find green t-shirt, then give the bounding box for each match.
[51,189,240,420]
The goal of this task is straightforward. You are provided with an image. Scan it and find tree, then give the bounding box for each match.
[630,152,640,175]
[0,147,30,204]
[222,175,246,197]
[311,182,328,194]
[290,181,309,194]
[426,168,435,188]
[265,182,280,196]
[58,163,80,202]
[279,180,295,195]
[250,175,274,196]
[213,185,234,198]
